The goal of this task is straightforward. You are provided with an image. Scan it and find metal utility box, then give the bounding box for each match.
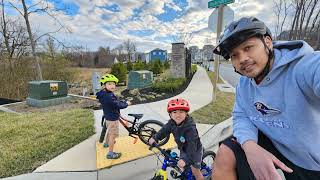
[127,70,153,90]
[28,80,68,100]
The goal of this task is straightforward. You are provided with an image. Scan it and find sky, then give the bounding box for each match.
[4,0,282,53]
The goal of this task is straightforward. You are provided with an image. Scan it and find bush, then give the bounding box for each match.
[191,64,197,74]
[126,61,133,71]
[151,78,186,93]
[150,59,163,75]
[164,60,170,69]
[133,60,144,70]
[41,54,77,82]
[0,54,78,100]
[111,62,127,83]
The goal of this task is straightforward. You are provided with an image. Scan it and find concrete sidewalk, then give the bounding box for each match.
[3,66,221,180]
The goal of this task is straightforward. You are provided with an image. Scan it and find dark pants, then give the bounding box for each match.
[221,132,320,180]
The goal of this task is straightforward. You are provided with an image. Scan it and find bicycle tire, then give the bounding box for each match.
[138,120,169,146]
[201,150,216,180]
[99,120,107,143]
[151,175,166,180]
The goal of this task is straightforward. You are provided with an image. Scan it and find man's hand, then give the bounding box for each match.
[242,140,293,180]
[178,159,186,169]
[127,101,132,106]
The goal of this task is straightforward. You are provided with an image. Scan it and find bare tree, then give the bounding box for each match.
[273,0,291,40]
[112,44,126,62]
[9,0,70,80]
[123,39,136,62]
[42,36,58,60]
[289,0,303,40]
[0,0,29,73]
[173,32,194,46]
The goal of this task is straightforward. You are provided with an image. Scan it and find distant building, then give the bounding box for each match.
[135,52,146,62]
[146,48,167,63]
[201,44,214,61]
[189,46,201,63]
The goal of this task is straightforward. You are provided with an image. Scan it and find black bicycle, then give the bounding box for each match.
[99,113,170,146]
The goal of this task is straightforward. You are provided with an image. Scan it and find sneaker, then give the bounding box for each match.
[107,152,122,159]
[103,143,109,148]
[103,140,116,148]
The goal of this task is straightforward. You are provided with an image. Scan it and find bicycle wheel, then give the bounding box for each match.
[151,175,166,180]
[99,118,107,143]
[201,150,216,179]
[138,120,169,146]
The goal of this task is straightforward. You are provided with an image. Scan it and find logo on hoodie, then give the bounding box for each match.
[254,102,281,116]
[179,136,186,143]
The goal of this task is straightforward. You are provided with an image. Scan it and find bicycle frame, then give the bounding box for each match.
[118,116,139,136]
[151,144,212,180]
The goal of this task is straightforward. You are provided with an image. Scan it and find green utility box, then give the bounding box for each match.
[127,70,153,90]
[27,80,70,107]
[28,80,68,99]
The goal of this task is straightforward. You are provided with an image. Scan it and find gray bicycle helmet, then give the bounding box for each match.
[213,17,272,60]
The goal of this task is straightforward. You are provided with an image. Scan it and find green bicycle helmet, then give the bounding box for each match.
[99,74,119,86]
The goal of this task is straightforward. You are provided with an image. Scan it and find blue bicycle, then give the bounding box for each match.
[149,143,215,180]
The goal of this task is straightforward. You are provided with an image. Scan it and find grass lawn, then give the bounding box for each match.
[0,109,95,178]
[191,71,235,125]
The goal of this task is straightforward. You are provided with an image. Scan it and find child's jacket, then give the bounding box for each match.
[96,90,128,121]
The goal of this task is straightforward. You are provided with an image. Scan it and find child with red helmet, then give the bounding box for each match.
[149,98,204,180]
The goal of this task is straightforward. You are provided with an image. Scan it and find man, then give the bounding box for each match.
[212,17,320,180]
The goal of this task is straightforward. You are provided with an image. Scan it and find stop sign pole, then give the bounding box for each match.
[208,0,234,101]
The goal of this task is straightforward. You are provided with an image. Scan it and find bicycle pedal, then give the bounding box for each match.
[133,138,138,144]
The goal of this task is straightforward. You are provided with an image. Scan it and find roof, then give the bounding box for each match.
[150,48,166,53]
[131,70,152,74]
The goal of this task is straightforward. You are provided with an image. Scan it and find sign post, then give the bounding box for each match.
[208,0,234,102]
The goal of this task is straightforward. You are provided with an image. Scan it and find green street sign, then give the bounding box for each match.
[208,0,234,8]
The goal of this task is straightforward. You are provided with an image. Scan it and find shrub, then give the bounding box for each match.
[111,62,127,83]
[151,78,186,93]
[133,60,144,70]
[191,64,197,74]
[126,61,133,71]
[164,60,170,69]
[150,59,163,75]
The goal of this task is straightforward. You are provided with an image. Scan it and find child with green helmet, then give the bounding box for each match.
[96,73,131,159]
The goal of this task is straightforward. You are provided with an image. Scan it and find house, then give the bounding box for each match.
[146,48,167,63]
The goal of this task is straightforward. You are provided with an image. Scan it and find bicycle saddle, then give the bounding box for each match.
[128,113,143,119]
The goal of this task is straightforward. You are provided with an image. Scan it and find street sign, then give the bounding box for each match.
[208,0,234,8]
[208,5,234,33]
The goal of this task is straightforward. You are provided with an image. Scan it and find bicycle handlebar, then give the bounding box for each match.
[149,143,184,174]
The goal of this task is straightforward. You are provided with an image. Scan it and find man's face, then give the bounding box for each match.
[230,36,272,78]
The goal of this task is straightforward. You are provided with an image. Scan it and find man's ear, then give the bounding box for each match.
[264,36,273,49]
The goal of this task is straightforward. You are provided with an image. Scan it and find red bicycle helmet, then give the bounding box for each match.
[167,98,190,113]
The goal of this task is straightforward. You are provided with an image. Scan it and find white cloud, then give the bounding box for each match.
[5,0,279,53]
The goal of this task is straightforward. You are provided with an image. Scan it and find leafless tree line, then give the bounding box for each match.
[273,0,320,49]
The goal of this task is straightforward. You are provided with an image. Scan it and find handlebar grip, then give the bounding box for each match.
[148,142,156,150]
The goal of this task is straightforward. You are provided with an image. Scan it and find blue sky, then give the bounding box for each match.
[5,0,281,52]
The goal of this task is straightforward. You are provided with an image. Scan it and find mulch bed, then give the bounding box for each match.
[3,73,195,113]
[121,73,195,105]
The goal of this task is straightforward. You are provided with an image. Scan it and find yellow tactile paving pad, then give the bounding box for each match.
[96,135,176,169]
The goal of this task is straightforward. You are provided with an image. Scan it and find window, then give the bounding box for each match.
[153,52,156,55]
